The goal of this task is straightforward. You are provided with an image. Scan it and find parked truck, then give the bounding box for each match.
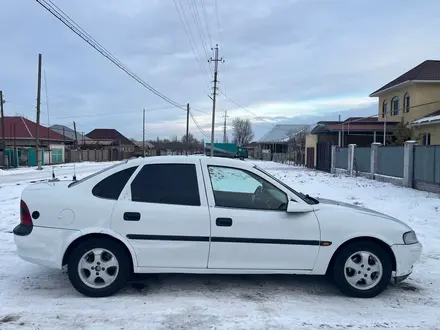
[204,143,248,159]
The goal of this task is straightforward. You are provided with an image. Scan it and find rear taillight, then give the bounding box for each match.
[20,200,33,226]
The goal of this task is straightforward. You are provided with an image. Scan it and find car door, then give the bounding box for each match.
[201,160,321,271]
[111,158,210,269]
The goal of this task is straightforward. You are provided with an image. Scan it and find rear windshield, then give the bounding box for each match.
[68,161,128,188]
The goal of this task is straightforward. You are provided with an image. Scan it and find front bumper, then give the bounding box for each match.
[391,242,422,279]
[14,225,79,269]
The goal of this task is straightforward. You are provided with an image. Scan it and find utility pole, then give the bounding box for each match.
[338,114,341,147]
[44,70,51,165]
[13,124,17,167]
[73,121,80,162]
[186,103,190,154]
[222,110,229,143]
[73,121,78,148]
[208,44,224,157]
[0,91,5,168]
[36,54,43,170]
[142,109,146,157]
[383,107,387,146]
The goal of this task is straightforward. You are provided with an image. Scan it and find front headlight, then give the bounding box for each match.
[403,231,418,244]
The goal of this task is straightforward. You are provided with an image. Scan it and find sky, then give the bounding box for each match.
[1,0,440,141]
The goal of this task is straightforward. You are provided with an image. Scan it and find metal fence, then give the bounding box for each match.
[334,147,348,169]
[414,146,440,186]
[376,146,404,178]
[270,152,304,165]
[353,147,370,173]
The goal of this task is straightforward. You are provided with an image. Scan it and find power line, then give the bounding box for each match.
[187,0,211,64]
[172,0,211,84]
[51,106,176,119]
[339,99,440,126]
[220,90,272,123]
[189,110,209,137]
[177,0,212,79]
[214,0,221,33]
[36,0,186,111]
[190,107,209,114]
[199,0,213,46]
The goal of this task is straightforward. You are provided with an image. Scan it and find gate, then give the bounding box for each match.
[413,145,440,193]
[306,147,315,168]
[316,142,332,172]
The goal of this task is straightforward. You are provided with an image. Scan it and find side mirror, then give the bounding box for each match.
[286,200,313,213]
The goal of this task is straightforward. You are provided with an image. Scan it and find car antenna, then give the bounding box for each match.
[72,163,77,181]
[49,166,60,182]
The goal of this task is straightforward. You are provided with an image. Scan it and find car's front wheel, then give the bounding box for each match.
[67,237,131,297]
[332,241,392,298]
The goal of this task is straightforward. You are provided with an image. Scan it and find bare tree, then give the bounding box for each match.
[389,118,419,145]
[285,128,307,165]
[232,117,254,146]
[181,133,196,145]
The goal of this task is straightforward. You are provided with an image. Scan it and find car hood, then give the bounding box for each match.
[315,197,409,227]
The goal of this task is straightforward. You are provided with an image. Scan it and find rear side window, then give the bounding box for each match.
[92,166,138,200]
[69,161,128,188]
[131,163,200,206]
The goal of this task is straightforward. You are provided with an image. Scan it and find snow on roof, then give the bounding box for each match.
[259,124,310,143]
[50,125,91,141]
[411,115,440,125]
[410,110,440,126]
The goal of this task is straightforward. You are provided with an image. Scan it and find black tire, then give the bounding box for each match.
[332,241,392,298]
[67,237,131,297]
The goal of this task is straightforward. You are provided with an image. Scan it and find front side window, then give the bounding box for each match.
[391,96,399,116]
[131,163,200,206]
[254,165,318,205]
[382,100,388,118]
[92,166,138,200]
[208,166,288,211]
[404,93,410,113]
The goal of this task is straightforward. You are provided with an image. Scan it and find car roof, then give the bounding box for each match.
[127,155,255,169]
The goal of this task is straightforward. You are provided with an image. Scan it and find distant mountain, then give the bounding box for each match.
[252,103,378,140]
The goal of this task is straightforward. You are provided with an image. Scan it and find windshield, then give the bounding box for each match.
[68,160,128,188]
[254,165,319,205]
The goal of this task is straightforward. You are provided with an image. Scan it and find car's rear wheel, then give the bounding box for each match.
[67,237,131,297]
[332,241,392,298]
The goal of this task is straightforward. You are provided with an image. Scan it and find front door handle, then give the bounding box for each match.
[124,212,141,221]
[216,217,233,227]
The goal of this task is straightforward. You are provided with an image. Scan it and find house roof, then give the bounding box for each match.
[259,124,310,143]
[311,117,398,134]
[132,140,155,149]
[244,141,258,148]
[0,116,72,141]
[86,128,135,146]
[410,109,440,126]
[50,125,91,142]
[370,60,440,96]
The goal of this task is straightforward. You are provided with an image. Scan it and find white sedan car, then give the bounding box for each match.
[13,156,422,298]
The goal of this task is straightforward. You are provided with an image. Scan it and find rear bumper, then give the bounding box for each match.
[391,242,422,279]
[14,226,79,269]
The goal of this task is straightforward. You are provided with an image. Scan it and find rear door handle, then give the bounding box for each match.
[216,217,232,227]
[123,212,141,221]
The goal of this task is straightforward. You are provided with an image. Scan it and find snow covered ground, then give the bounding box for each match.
[0,160,439,329]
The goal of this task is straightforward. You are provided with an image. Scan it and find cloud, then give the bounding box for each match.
[1,0,440,142]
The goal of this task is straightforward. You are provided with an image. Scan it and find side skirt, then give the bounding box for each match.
[132,267,314,275]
